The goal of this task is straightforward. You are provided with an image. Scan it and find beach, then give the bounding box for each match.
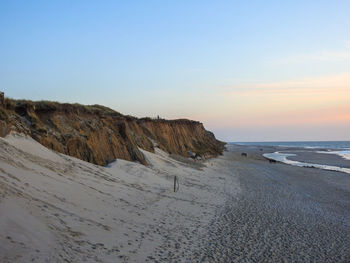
[212,144,350,262]
[0,135,349,262]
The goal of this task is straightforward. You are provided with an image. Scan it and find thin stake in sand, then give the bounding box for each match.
[174,176,179,192]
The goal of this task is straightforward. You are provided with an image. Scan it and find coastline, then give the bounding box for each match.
[257,145,350,174]
[0,136,349,262]
[201,144,350,262]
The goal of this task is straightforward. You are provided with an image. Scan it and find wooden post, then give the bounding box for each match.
[174,176,177,192]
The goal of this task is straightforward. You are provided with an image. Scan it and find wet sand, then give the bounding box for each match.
[0,136,349,262]
[201,144,350,262]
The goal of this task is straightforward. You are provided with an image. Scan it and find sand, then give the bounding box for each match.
[0,135,349,262]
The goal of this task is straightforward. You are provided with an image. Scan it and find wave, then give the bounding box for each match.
[263,152,350,175]
[317,150,350,160]
[232,141,350,149]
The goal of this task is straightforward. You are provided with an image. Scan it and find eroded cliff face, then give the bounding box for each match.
[0,97,225,166]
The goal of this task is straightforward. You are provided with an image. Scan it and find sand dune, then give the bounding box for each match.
[0,134,349,262]
[0,134,236,262]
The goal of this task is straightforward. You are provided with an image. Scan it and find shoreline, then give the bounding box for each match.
[200,144,350,262]
[0,136,349,262]
[231,142,350,174]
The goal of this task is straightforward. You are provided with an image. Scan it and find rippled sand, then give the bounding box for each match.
[0,136,349,262]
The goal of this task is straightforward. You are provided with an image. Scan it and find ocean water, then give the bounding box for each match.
[232,141,350,149]
[233,141,350,160]
[263,152,350,174]
[231,141,350,174]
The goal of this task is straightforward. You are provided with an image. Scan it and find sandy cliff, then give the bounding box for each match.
[0,95,225,166]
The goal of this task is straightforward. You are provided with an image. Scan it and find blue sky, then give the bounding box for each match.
[1,1,350,141]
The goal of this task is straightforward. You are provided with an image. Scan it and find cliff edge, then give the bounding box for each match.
[0,94,225,166]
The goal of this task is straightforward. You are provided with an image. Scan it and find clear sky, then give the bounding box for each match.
[1,0,350,141]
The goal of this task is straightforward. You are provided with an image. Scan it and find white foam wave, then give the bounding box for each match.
[263,152,350,175]
[317,150,350,160]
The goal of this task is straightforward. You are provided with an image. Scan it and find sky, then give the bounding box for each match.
[1,0,350,142]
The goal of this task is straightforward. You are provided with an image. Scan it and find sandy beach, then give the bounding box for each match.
[0,135,349,262]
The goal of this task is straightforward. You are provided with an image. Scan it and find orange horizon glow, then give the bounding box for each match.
[188,73,350,134]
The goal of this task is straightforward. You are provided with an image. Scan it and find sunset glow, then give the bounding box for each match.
[1,1,349,141]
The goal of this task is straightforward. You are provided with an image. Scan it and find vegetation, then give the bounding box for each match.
[0,108,8,120]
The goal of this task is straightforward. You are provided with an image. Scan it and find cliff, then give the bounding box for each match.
[0,95,225,166]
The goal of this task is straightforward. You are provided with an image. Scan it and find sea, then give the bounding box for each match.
[230,141,350,174]
[232,141,350,150]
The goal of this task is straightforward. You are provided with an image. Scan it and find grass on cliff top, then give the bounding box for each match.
[139,117,201,125]
[4,98,134,118]
[4,97,201,124]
